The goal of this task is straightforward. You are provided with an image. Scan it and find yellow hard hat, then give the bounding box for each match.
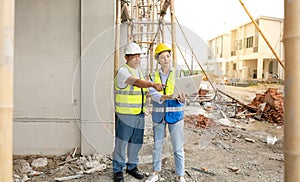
[154,43,172,57]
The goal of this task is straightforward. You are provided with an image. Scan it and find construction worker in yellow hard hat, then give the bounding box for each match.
[154,43,172,59]
[146,42,187,182]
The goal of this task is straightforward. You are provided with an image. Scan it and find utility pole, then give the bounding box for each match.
[284,0,300,181]
[0,0,15,181]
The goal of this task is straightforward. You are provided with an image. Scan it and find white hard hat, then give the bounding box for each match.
[124,42,143,55]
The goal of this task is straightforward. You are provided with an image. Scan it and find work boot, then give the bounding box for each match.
[126,167,144,179]
[113,172,124,182]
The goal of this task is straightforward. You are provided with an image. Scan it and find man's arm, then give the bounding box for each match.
[125,76,164,91]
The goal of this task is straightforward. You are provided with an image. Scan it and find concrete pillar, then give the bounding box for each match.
[264,59,271,80]
[0,0,14,181]
[221,60,226,77]
[241,66,249,80]
[257,58,263,80]
[284,0,300,181]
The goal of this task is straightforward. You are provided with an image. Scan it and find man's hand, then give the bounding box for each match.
[131,79,164,90]
[152,83,165,91]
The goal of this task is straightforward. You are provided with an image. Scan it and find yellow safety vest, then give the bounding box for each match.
[152,70,184,123]
[153,70,175,95]
[115,64,147,114]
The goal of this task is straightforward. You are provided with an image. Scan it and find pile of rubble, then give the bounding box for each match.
[184,114,213,128]
[244,88,284,125]
[13,150,111,182]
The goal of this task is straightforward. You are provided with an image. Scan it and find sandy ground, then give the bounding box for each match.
[13,84,284,182]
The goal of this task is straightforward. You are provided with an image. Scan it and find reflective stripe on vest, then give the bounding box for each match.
[152,106,184,112]
[151,70,184,123]
[115,64,146,114]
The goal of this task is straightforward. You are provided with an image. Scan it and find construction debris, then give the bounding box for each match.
[247,88,284,125]
[191,167,216,176]
[31,158,48,168]
[184,114,213,128]
[245,137,256,143]
[266,136,278,145]
[216,88,284,125]
[54,174,83,181]
[227,166,240,173]
[13,153,110,182]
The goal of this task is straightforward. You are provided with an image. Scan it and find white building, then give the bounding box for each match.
[208,16,284,83]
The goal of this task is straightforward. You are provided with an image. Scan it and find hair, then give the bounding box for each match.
[156,50,171,60]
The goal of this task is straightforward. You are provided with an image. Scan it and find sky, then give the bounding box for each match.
[175,0,284,41]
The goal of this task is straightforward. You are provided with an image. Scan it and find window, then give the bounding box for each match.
[238,39,242,50]
[234,39,243,50]
[233,63,237,70]
[245,36,254,48]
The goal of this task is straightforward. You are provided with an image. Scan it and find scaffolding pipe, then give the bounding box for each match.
[0,0,14,181]
[177,45,192,74]
[238,0,285,69]
[170,0,177,68]
[150,0,155,73]
[175,17,216,92]
[114,0,121,76]
[284,0,300,181]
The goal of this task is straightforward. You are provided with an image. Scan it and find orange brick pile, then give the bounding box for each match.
[184,114,212,128]
[248,88,284,125]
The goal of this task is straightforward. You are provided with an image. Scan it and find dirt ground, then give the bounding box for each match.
[13,84,284,182]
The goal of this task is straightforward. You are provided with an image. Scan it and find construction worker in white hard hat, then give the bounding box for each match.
[112,42,164,182]
[146,43,186,182]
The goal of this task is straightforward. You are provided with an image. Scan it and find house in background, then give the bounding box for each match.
[208,16,284,83]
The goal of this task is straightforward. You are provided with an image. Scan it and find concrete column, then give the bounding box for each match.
[0,0,14,181]
[264,59,271,80]
[257,58,263,80]
[231,63,234,78]
[80,0,114,155]
[221,60,226,77]
[284,0,300,181]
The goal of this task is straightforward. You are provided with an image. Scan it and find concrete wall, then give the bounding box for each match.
[14,0,115,155]
[80,0,115,155]
[258,18,282,57]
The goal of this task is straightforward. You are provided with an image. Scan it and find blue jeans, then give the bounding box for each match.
[112,113,145,173]
[152,119,185,176]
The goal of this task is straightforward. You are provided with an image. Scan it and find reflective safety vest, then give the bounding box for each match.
[115,64,147,114]
[151,70,184,124]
